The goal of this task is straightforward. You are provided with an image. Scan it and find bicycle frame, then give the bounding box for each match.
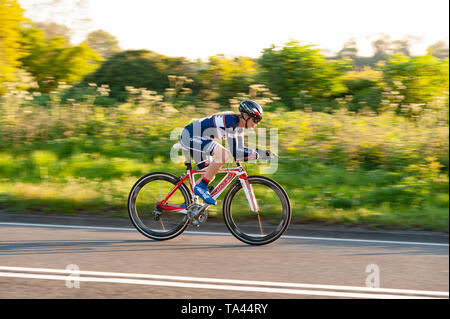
[156,164,259,214]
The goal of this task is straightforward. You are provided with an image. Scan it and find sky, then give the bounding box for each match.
[19,0,450,60]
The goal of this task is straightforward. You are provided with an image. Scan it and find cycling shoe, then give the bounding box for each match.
[194,181,217,205]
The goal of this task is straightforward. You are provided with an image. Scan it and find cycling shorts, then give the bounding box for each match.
[180,125,218,169]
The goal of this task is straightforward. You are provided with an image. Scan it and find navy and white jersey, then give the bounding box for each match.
[191,114,240,140]
[180,114,258,165]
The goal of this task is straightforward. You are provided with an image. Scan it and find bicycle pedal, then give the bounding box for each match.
[193,195,199,204]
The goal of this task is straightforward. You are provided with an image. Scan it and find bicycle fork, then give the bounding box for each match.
[239,175,259,213]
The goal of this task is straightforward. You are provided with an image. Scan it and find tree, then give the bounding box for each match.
[337,38,358,60]
[382,53,449,114]
[372,35,418,58]
[372,34,392,58]
[342,66,383,112]
[0,0,27,94]
[390,39,411,56]
[258,40,351,109]
[198,54,258,105]
[427,41,449,59]
[34,21,71,42]
[19,26,103,92]
[78,50,195,101]
[86,29,121,58]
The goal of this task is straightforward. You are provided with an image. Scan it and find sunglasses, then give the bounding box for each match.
[252,115,262,123]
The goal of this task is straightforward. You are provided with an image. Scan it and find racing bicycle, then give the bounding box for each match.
[127,143,291,245]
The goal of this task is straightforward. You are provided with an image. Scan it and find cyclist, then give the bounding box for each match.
[179,100,274,205]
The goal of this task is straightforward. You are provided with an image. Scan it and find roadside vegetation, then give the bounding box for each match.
[1,84,447,231]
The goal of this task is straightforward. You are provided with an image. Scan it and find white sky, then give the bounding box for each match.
[20,0,449,60]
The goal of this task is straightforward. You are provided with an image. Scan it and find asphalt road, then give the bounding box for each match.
[0,213,448,301]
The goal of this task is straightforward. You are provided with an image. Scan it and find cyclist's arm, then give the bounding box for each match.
[226,130,259,162]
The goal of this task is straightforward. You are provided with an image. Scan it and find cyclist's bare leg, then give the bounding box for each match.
[203,144,229,182]
[196,174,214,185]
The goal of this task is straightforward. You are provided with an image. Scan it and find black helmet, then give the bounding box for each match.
[239,100,263,123]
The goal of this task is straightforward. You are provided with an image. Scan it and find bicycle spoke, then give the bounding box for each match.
[159,217,166,231]
[257,213,264,235]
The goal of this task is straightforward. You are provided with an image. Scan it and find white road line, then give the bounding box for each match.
[0,266,448,298]
[0,271,414,299]
[0,222,448,247]
[0,271,441,299]
[279,234,449,247]
[0,222,134,232]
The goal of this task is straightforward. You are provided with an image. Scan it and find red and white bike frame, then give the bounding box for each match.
[157,166,259,214]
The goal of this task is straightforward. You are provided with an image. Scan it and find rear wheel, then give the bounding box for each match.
[128,172,192,240]
[222,175,291,245]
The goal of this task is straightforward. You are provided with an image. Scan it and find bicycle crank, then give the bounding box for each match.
[186,203,209,227]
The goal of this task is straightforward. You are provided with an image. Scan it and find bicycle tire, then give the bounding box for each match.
[222,175,291,245]
[128,172,192,240]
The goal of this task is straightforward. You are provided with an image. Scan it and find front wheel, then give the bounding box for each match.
[222,175,291,245]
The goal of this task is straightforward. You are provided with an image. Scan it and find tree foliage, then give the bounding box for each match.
[342,66,383,112]
[381,54,449,114]
[427,41,449,59]
[197,54,258,105]
[337,38,358,60]
[86,29,121,58]
[19,26,103,92]
[258,40,351,109]
[33,21,71,42]
[0,0,26,93]
[79,50,195,101]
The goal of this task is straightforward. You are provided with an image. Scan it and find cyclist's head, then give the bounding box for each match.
[239,100,263,124]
